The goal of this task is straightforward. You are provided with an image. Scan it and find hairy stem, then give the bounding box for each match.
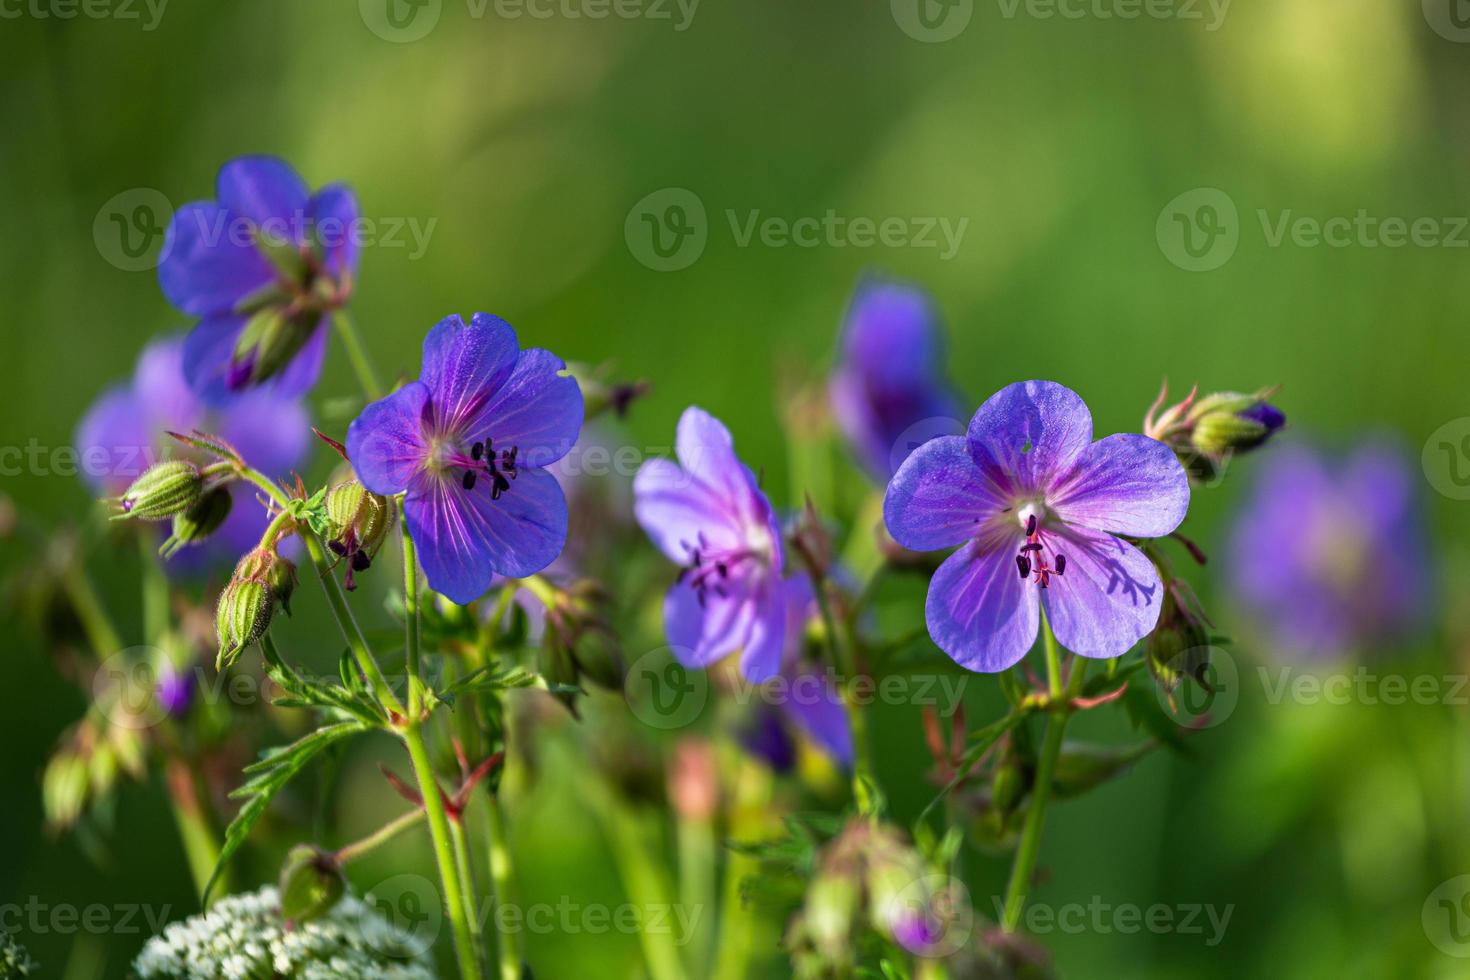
[304,531,405,717]
[333,806,426,864]
[1001,612,1088,931]
[401,510,485,980]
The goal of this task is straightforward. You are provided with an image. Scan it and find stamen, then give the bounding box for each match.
[1025,514,1037,536]
[1055,554,1066,575]
[471,441,484,461]
[1016,555,1031,579]
[463,470,477,491]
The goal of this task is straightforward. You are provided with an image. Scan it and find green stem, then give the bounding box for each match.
[303,531,405,718]
[482,791,523,980]
[449,816,486,968]
[401,507,484,980]
[166,758,226,900]
[61,563,123,658]
[334,806,426,864]
[811,578,876,814]
[711,757,775,980]
[333,310,383,400]
[583,777,687,980]
[404,725,485,980]
[1000,612,1087,931]
[139,532,169,644]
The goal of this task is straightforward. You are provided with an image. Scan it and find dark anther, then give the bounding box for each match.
[1025,514,1037,536]
[471,441,484,461]
[327,540,347,556]
[490,472,511,500]
[462,470,478,491]
[1055,554,1067,575]
[351,551,372,572]
[1021,542,1042,553]
[1016,555,1032,579]
[716,561,729,579]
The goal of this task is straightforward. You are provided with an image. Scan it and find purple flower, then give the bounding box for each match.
[633,407,787,682]
[156,664,197,717]
[159,156,358,403]
[883,381,1191,672]
[346,313,583,605]
[75,336,309,570]
[740,575,853,770]
[829,278,961,480]
[1226,439,1430,660]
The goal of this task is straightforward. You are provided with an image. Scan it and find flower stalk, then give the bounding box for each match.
[1000,611,1088,931]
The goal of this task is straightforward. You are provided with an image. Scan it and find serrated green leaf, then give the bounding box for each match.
[203,720,369,905]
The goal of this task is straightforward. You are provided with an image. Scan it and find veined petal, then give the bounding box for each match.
[739,586,786,683]
[158,202,274,316]
[346,381,431,495]
[664,582,758,669]
[1049,433,1190,538]
[405,466,568,604]
[925,535,1039,673]
[420,313,520,434]
[967,380,1092,495]
[308,184,361,278]
[884,436,1008,552]
[216,155,310,229]
[1041,525,1164,659]
[632,458,744,564]
[675,407,753,519]
[462,348,583,468]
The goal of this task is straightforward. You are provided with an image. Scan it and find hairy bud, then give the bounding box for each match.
[116,460,204,521]
[1145,383,1284,483]
[323,480,392,590]
[161,487,233,558]
[215,548,294,669]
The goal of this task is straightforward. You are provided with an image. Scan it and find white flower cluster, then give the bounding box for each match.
[132,886,437,979]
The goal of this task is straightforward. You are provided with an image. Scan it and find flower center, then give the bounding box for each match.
[676,532,765,608]
[1014,504,1067,589]
[431,437,521,501]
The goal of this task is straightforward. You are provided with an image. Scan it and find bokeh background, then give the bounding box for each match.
[3,0,1470,976]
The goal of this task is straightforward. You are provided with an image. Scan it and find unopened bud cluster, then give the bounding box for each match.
[216,547,297,669]
[1145,384,1285,483]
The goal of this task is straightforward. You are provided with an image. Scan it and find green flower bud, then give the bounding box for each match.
[989,754,1024,815]
[215,548,293,669]
[1145,384,1284,484]
[116,460,204,521]
[323,480,392,591]
[278,845,346,924]
[161,487,233,558]
[42,750,88,830]
[230,308,320,389]
[1052,740,1153,798]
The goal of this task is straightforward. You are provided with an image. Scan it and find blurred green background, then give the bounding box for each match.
[3,0,1470,976]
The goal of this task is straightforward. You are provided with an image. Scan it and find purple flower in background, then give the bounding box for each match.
[741,575,853,770]
[1227,439,1430,660]
[159,155,358,403]
[346,313,583,605]
[884,381,1190,672]
[633,407,787,682]
[75,336,309,571]
[829,278,961,480]
[155,664,197,716]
